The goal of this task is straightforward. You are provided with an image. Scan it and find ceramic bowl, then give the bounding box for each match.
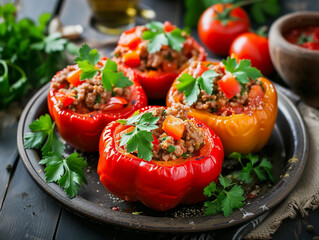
[269,11,319,107]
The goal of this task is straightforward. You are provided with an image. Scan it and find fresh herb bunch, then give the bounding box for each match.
[24,114,87,198]
[177,69,219,105]
[229,152,275,184]
[75,44,133,92]
[117,111,159,161]
[0,3,77,109]
[223,57,262,86]
[142,21,186,53]
[204,175,245,217]
[184,0,280,28]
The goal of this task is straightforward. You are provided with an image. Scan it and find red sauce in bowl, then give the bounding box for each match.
[284,26,319,50]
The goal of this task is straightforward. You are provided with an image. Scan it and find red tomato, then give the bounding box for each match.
[217,72,241,99]
[230,32,274,76]
[198,3,250,56]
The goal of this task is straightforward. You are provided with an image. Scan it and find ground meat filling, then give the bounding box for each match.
[51,62,131,113]
[119,104,205,162]
[113,26,201,73]
[172,62,264,116]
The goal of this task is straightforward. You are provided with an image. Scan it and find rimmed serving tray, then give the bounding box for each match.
[17,82,308,233]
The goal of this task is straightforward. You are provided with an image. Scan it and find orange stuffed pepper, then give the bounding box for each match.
[167,58,278,156]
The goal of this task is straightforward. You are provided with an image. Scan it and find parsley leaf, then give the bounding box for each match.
[24,114,64,156]
[102,59,133,91]
[222,185,245,217]
[39,152,87,198]
[142,21,186,53]
[222,57,262,85]
[118,111,159,161]
[75,44,133,91]
[24,114,87,198]
[168,145,176,153]
[176,69,218,105]
[229,152,275,184]
[204,175,245,217]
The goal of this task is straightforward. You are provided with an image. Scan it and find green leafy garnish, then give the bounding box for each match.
[117,111,159,161]
[0,3,76,109]
[222,57,262,86]
[204,175,245,217]
[39,152,87,198]
[229,152,275,184]
[24,114,64,156]
[168,145,176,153]
[24,114,87,198]
[142,21,186,53]
[74,44,133,91]
[176,69,218,105]
[296,33,314,45]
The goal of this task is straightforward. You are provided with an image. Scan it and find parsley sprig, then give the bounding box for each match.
[204,175,245,217]
[74,44,132,92]
[229,152,275,184]
[0,3,77,109]
[24,114,87,198]
[176,69,218,105]
[142,21,186,53]
[223,57,262,86]
[117,111,159,161]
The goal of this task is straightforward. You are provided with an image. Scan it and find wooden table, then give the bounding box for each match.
[1,0,319,239]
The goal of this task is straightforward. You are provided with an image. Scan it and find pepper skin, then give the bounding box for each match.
[115,27,207,99]
[97,106,224,211]
[47,61,148,152]
[167,65,278,156]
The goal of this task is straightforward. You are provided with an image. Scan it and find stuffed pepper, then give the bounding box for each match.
[98,104,224,211]
[113,21,206,99]
[48,45,147,152]
[167,58,278,156]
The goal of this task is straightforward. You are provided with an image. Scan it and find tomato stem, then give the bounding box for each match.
[214,0,264,26]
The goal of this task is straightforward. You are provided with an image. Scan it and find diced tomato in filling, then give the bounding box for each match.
[191,63,209,78]
[152,134,160,152]
[66,69,83,87]
[122,51,141,67]
[55,92,75,108]
[162,115,185,140]
[100,97,128,111]
[218,73,241,99]
[163,21,176,32]
[118,30,142,50]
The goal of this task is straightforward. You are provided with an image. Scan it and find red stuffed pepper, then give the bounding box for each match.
[98,104,224,211]
[48,57,147,152]
[167,58,278,156]
[113,21,206,99]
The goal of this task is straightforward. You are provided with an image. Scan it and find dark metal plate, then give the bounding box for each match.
[17,82,308,233]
